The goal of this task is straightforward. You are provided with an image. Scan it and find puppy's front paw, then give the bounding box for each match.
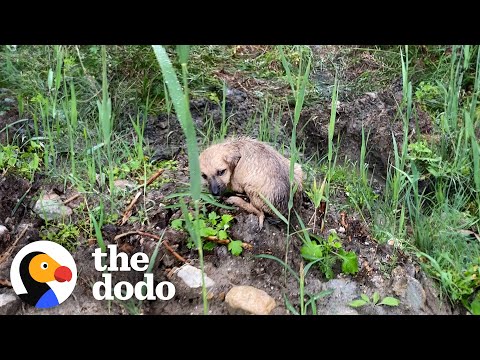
[225,196,239,206]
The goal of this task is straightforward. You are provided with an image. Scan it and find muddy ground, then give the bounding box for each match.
[0,48,459,315]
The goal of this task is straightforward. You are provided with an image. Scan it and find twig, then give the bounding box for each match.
[340,211,348,230]
[0,225,29,265]
[114,230,187,263]
[119,190,142,225]
[144,168,164,187]
[162,239,187,263]
[64,193,81,205]
[118,169,165,225]
[205,236,253,250]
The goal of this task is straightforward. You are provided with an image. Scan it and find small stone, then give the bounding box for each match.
[391,266,426,312]
[0,225,8,234]
[316,279,359,315]
[338,226,346,233]
[158,120,169,130]
[405,276,426,312]
[225,286,276,315]
[33,193,72,221]
[387,239,395,246]
[175,264,215,289]
[3,98,15,104]
[0,225,11,253]
[113,179,136,190]
[0,291,21,315]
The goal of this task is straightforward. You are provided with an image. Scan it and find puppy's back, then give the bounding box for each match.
[232,137,303,215]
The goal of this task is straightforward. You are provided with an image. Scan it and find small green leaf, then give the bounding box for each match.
[361,294,370,303]
[221,214,234,224]
[203,242,216,251]
[324,266,334,280]
[301,242,323,260]
[218,229,228,240]
[372,292,380,305]
[199,227,216,238]
[349,299,368,308]
[171,219,183,230]
[471,297,480,315]
[228,240,243,256]
[340,251,359,275]
[379,297,400,306]
[208,211,219,225]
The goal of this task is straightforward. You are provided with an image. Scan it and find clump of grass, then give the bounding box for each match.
[305,177,326,232]
[152,45,209,314]
[373,45,480,312]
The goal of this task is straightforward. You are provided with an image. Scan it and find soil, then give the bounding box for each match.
[0,47,458,315]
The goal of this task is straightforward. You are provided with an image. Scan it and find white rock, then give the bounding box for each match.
[328,229,337,235]
[114,180,136,190]
[0,225,8,236]
[175,264,215,289]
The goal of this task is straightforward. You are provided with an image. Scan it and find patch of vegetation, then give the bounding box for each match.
[372,45,480,313]
[40,222,80,252]
[0,141,43,181]
[171,209,243,256]
[300,231,358,279]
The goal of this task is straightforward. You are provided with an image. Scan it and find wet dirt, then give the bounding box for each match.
[0,47,454,315]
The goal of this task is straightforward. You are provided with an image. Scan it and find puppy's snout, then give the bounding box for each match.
[210,179,221,196]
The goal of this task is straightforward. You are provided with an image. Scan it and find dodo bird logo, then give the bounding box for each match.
[10,241,77,308]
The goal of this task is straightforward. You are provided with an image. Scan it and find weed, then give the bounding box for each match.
[349,292,400,308]
[305,177,327,232]
[171,209,242,256]
[40,222,80,252]
[298,222,358,280]
[0,141,42,181]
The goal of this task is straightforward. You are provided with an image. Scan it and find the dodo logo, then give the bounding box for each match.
[10,241,77,309]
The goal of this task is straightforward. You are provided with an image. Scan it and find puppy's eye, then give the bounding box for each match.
[201,174,207,180]
[217,169,226,176]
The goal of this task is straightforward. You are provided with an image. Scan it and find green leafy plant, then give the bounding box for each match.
[40,223,80,252]
[415,81,443,113]
[0,142,43,181]
[349,292,400,308]
[300,230,359,279]
[469,292,480,315]
[171,210,242,256]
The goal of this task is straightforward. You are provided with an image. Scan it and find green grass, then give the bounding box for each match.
[2,45,480,314]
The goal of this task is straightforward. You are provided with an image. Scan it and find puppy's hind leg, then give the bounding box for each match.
[225,196,265,229]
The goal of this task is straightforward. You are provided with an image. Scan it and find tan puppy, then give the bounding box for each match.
[199,137,303,228]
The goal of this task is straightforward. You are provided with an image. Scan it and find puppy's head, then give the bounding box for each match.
[199,143,240,196]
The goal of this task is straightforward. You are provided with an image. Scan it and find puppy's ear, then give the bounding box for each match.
[223,151,241,168]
